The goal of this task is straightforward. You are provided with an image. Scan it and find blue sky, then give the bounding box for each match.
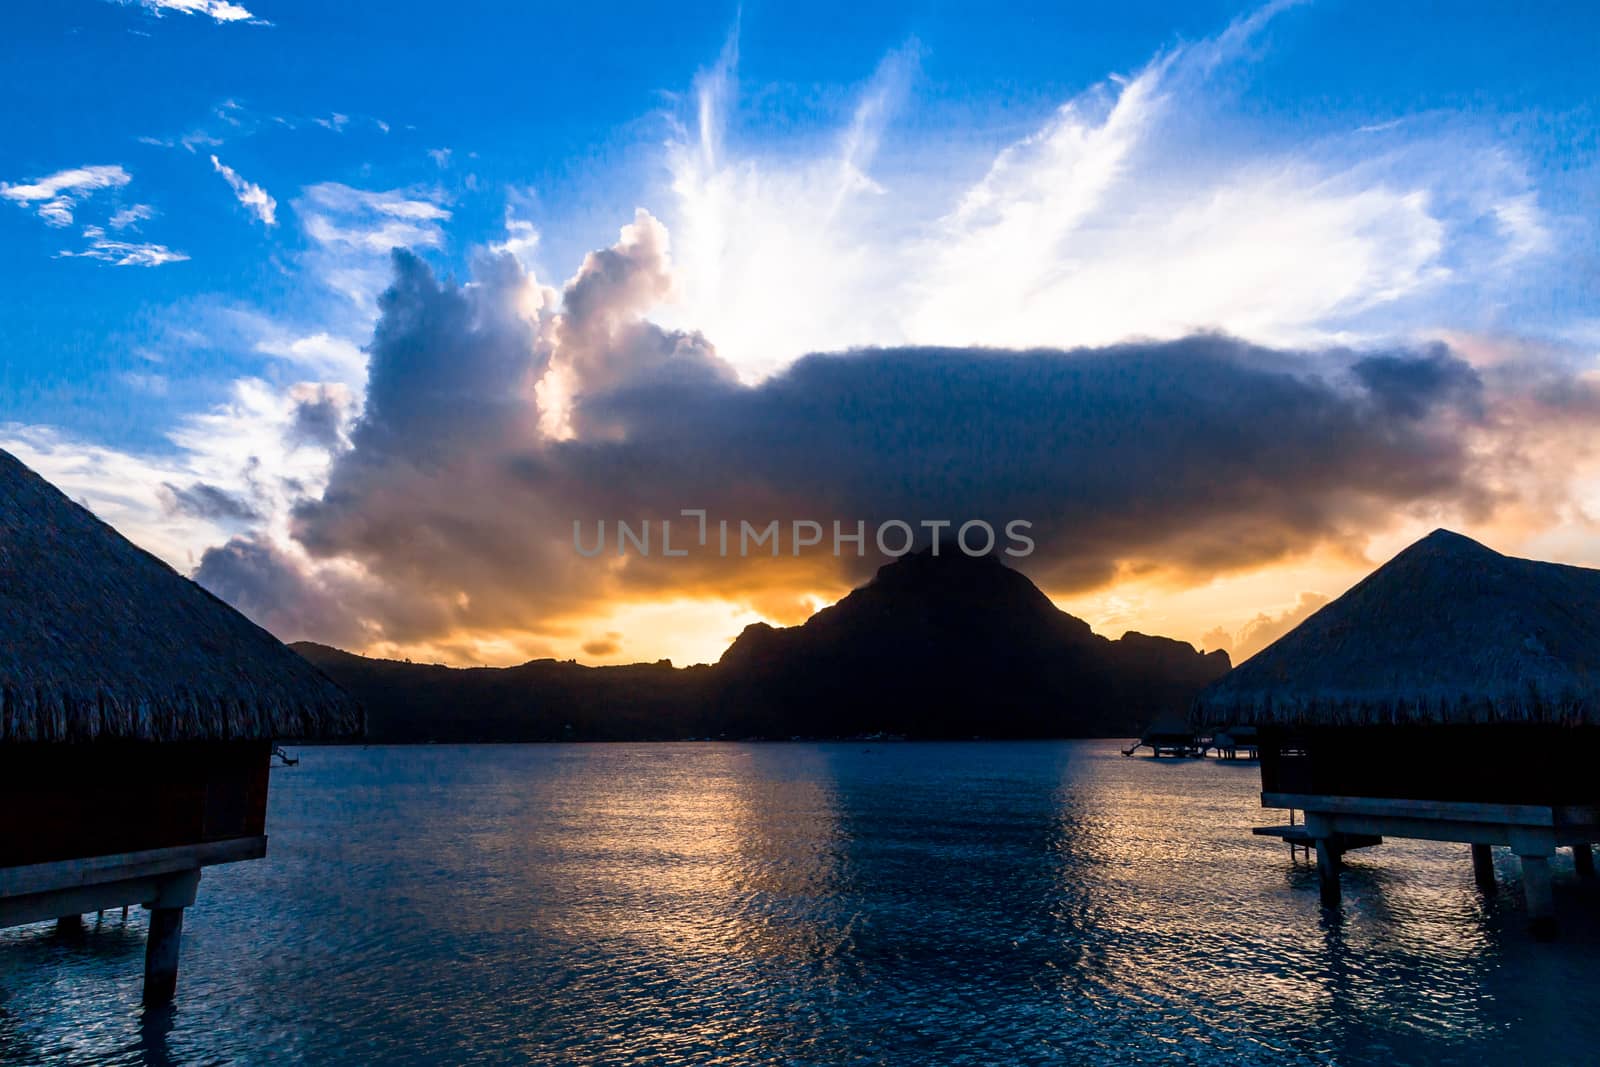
[3,0,1598,666]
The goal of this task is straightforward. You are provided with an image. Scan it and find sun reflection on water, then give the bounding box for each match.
[6,741,1600,1065]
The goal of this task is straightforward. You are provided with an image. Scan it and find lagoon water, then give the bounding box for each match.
[4,741,1600,1065]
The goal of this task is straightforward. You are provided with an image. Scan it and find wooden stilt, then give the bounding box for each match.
[1519,853,1556,939]
[1573,843,1596,880]
[140,868,202,1007]
[143,907,185,1006]
[1471,843,1496,891]
[1316,839,1342,907]
[53,914,83,937]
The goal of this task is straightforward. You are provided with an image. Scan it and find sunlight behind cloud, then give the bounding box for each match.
[3,1,1588,669]
[657,3,1541,377]
[659,41,916,379]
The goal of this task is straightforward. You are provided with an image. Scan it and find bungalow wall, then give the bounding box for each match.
[0,740,270,868]
[1259,725,1600,806]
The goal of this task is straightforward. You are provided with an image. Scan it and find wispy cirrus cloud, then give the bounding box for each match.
[252,329,368,383]
[210,155,277,225]
[1,164,130,227]
[138,131,225,153]
[109,0,261,25]
[57,225,189,267]
[657,2,1554,377]
[295,182,453,307]
[298,183,451,252]
[108,203,155,230]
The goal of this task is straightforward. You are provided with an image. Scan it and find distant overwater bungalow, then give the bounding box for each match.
[0,450,361,1003]
[1196,529,1600,937]
[1120,716,1206,758]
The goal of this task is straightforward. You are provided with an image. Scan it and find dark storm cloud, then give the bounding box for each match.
[212,231,1595,654]
[541,337,1492,592]
[264,234,1533,651]
[1351,346,1485,420]
[352,249,541,462]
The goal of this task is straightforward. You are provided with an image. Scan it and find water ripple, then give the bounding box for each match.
[5,741,1600,1065]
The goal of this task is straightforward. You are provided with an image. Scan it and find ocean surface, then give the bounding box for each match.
[4,741,1600,1066]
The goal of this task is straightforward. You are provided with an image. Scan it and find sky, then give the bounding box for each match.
[2,0,1598,668]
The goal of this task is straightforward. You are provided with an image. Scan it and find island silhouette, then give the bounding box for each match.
[295,550,1229,742]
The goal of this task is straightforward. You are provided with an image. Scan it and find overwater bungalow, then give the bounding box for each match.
[1194,528,1600,937]
[1206,724,1259,760]
[0,450,361,1002]
[1122,716,1204,758]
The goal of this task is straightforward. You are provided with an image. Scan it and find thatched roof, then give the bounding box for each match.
[0,450,361,743]
[1194,529,1600,728]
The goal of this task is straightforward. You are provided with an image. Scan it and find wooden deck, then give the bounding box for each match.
[0,836,266,929]
[1263,791,1600,936]
[1,835,267,1005]
[1252,824,1382,850]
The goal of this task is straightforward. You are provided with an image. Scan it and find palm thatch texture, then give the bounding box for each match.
[1194,529,1600,728]
[0,449,361,743]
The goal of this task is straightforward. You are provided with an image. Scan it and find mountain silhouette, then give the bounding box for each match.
[295,549,1229,742]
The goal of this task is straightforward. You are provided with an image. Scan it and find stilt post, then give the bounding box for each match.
[1302,813,1343,907]
[140,868,202,1007]
[1471,843,1496,891]
[1315,838,1342,907]
[1518,852,1556,940]
[1573,843,1596,880]
[143,907,185,1006]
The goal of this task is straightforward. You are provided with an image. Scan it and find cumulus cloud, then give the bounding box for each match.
[15,2,1592,667]
[540,209,734,437]
[286,382,353,451]
[210,155,277,225]
[1,164,130,227]
[14,198,1597,664]
[193,537,377,649]
[244,232,1600,657]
